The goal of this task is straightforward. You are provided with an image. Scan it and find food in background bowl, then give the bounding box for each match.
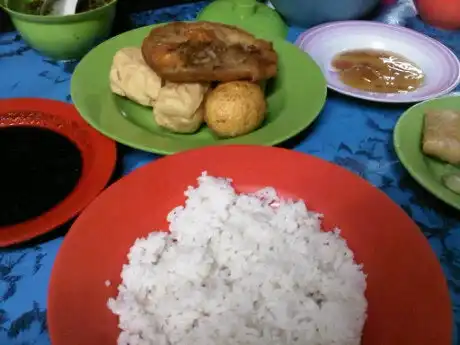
[0,0,117,60]
[205,81,266,138]
[107,173,368,345]
[25,0,113,15]
[109,21,277,137]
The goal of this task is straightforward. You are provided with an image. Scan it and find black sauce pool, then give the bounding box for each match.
[0,126,83,226]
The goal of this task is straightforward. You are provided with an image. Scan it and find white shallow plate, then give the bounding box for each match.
[295,21,460,103]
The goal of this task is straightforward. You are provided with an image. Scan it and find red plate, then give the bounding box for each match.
[0,98,116,246]
[48,145,451,345]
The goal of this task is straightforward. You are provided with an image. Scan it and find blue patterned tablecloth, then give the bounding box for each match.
[1,2,460,345]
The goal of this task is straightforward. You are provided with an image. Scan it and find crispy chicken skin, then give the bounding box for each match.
[141,21,278,83]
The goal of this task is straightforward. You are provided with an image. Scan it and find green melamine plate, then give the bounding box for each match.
[394,94,460,210]
[71,24,327,155]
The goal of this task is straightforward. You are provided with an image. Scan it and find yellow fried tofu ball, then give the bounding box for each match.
[205,81,266,138]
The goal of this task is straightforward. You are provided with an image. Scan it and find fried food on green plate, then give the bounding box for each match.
[205,81,266,138]
[423,109,460,164]
[141,21,278,83]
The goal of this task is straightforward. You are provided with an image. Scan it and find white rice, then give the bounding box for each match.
[108,173,367,345]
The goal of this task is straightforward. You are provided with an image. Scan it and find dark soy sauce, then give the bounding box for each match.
[0,126,83,227]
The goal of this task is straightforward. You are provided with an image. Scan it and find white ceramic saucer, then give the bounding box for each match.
[296,21,460,103]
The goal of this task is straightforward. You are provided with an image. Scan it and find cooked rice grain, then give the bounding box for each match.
[108,173,367,345]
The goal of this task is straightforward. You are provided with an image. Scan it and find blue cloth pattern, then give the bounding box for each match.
[1,2,460,345]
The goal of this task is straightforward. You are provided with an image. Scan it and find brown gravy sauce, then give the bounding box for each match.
[331,49,424,93]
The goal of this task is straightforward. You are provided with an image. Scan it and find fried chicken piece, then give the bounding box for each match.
[141,21,278,83]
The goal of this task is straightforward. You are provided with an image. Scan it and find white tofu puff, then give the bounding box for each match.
[110,47,163,107]
[154,82,209,134]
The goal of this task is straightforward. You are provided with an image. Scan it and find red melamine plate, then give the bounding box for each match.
[0,98,116,246]
[48,145,451,345]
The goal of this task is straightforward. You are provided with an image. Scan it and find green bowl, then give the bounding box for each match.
[0,0,117,60]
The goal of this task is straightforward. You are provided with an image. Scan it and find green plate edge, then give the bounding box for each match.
[71,23,327,155]
[394,93,460,210]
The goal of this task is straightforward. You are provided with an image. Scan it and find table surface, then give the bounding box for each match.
[1,2,460,345]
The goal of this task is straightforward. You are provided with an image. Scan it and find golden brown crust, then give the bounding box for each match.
[141,21,278,83]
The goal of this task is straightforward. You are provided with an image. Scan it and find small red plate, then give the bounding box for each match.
[48,145,451,345]
[0,98,116,246]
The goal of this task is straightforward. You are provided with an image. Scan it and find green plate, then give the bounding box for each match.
[394,94,460,210]
[71,24,327,155]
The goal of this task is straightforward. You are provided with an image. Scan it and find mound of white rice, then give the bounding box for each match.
[108,173,367,345]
